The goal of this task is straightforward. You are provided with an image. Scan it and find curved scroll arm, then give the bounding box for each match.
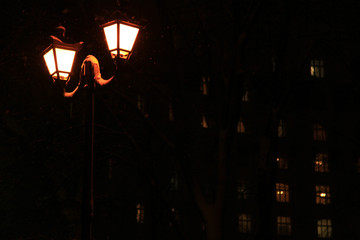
[81,55,114,86]
[63,85,80,98]
[62,55,115,98]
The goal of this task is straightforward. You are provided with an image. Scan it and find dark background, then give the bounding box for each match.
[1,0,360,239]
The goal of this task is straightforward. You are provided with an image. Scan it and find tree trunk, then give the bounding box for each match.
[205,209,222,240]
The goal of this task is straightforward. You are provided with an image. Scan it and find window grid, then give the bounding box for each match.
[313,123,327,141]
[315,153,329,173]
[238,214,252,233]
[277,216,291,236]
[276,183,289,202]
[315,185,331,205]
[317,219,332,238]
[136,203,144,223]
[310,59,324,78]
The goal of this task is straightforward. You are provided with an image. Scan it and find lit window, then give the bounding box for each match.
[242,91,249,102]
[237,182,250,200]
[278,119,286,138]
[237,118,245,134]
[317,219,332,238]
[136,203,144,223]
[276,183,289,202]
[201,115,208,128]
[276,157,288,170]
[310,59,324,78]
[313,123,327,141]
[169,103,174,121]
[277,216,291,236]
[238,214,252,233]
[200,76,209,95]
[315,185,331,205]
[315,153,329,173]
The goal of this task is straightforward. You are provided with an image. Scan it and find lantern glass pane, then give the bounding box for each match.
[104,24,118,51]
[111,50,117,59]
[43,49,56,75]
[119,24,139,51]
[59,72,70,80]
[119,50,129,59]
[55,48,76,75]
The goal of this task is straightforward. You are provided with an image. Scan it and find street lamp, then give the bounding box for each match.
[42,18,141,240]
[101,20,140,60]
[43,36,82,82]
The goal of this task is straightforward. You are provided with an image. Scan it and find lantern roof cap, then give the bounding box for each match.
[41,36,83,57]
[100,20,141,30]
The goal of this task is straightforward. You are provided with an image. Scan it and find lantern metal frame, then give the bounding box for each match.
[101,19,140,60]
[42,38,82,82]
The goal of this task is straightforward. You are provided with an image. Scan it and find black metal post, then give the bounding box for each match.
[82,61,95,240]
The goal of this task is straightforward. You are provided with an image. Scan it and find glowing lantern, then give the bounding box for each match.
[43,38,82,81]
[101,20,140,60]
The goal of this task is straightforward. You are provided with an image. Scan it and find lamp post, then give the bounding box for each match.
[42,18,140,240]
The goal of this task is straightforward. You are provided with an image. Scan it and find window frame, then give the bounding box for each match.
[238,213,252,233]
[136,203,145,223]
[317,218,332,238]
[276,216,292,236]
[313,123,327,141]
[315,153,329,173]
[310,59,324,78]
[237,117,245,134]
[276,183,289,203]
[237,181,250,200]
[315,185,331,205]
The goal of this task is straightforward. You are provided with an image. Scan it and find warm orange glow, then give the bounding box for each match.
[102,20,140,60]
[315,160,323,166]
[201,115,208,128]
[119,23,139,51]
[44,49,56,75]
[136,203,144,223]
[55,48,76,80]
[103,24,118,52]
[316,185,330,205]
[43,42,80,81]
[276,183,289,202]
